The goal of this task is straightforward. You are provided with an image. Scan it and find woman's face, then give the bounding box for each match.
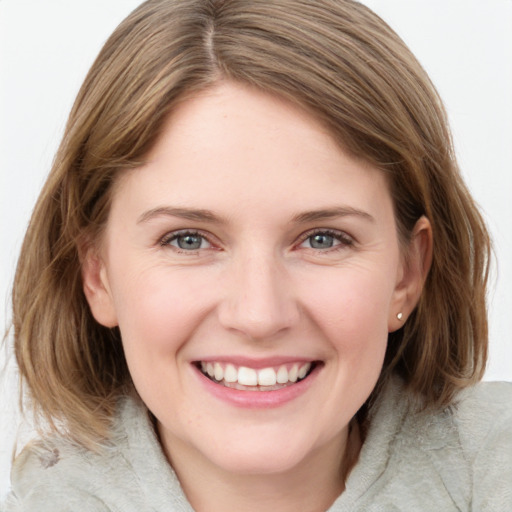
[84,82,418,478]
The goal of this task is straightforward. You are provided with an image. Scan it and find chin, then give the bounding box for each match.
[190,421,341,477]
[206,442,313,476]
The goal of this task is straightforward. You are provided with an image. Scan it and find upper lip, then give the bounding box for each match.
[193,356,319,369]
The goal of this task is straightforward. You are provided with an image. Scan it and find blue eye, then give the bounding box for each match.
[309,233,336,249]
[299,230,353,250]
[163,231,212,251]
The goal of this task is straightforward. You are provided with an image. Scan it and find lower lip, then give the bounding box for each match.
[193,364,320,409]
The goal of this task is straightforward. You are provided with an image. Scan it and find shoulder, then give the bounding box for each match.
[347,378,512,511]
[4,397,190,512]
[452,381,512,510]
[399,380,512,510]
[5,438,118,512]
[452,381,512,450]
[396,380,512,451]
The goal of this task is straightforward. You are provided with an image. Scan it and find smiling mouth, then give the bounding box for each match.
[195,361,318,391]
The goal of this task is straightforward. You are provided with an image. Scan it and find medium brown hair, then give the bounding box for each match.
[12,0,490,448]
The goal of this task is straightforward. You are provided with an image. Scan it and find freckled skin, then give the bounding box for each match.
[84,82,425,511]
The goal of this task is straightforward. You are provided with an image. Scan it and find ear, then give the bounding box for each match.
[388,216,433,332]
[81,243,119,328]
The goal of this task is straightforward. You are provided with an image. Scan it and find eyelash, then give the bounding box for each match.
[159,228,355,254]
[159,230,215,253]
[297,228,355,252]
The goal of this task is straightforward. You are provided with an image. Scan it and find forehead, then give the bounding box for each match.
[111,81,392,223]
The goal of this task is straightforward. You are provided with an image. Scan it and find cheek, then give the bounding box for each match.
[298,265,393,375]
[108,264,215,357]
[302,266,394,333]
[107,264,218,407]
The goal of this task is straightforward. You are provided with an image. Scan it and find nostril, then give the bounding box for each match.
[217,299,300,341]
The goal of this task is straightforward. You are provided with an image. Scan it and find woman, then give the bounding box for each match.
[3,0,511,510]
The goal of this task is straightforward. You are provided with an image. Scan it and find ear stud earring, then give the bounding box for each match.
[397,312,403,321]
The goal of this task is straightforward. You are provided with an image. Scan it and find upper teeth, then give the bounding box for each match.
[201,362,312,387]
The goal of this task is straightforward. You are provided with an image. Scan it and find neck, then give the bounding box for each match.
[160,421,361,512]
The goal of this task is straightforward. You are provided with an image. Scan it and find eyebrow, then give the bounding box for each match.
[291,207,375,224]
[137,207,227,225]
[137,205,375,225]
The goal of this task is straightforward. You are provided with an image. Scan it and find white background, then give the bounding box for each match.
[1,0,511,501]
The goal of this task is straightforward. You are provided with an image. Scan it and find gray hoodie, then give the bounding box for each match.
[3,377,512,511]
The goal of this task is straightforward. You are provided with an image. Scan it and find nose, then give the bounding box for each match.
[217,251,300,341]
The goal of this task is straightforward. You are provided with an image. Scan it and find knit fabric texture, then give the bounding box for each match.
[3,377,512,511]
